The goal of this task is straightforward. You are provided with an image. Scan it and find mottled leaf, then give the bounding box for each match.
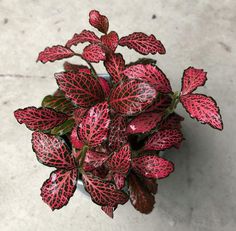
[50,118,75,136]
[125,58,157,68]
[73,108,88,125]
[89,10,109,34]
[101,206,115,218]
[101,31,119,52]
[70,126,84,149]
[161,113,184,130]
[113,173,125,190]
[146,94,172,112]
[98,77,111,98]
[63,62,91,74]
[82,44,106,63]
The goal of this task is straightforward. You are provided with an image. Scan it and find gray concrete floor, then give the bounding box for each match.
[0,0,236,230]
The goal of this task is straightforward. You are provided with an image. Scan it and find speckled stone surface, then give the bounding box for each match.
[0,0,235,230]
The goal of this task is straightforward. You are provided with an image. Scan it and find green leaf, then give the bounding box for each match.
[50,118,75,136]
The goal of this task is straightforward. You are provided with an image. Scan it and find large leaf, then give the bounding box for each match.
[89,10,109,34]
[14,106,68,131]
[101,31,119,52]
[146,94,172,112]
[50,118,75,136]
[144,129,183,151]
[108,115,127,151]
[32,132,76,169]
[63,62,91,74]
[181,67,207,96]
[82,44,106,63]
[180,94,223,130]
[104,53,125,83]
[79,102,110,147]
[41,169,77,210]
[65,30,100,48]
[160,113,184,130]
[132,155,174,179]
[129,173,155,214]
[127,112,163,134]
[55,71,105,107]
[82,173,129,206]
[124,64,172,94]
[109,79,157,116]
[119,32,166,55]
[73,108,88,125]
[37,45,74,63]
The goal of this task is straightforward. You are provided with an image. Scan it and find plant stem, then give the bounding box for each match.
[78,145,89,172]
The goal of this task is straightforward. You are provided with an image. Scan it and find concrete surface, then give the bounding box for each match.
[0,0,236,230]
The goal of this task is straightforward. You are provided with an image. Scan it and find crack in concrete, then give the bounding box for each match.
[0,74,48,79]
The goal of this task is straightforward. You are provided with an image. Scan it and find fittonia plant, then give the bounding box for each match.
[14,10,223,218]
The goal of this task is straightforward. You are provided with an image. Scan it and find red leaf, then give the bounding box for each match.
[113,173,125,190]
[41,169,77,210]
[82,173,129,206]
[139,177,158,194]
[127,112,163,134]
[101,206,115,218]
[101,31,119,52]
[82,44,106,63]
[98,77,111,98]
[146,94,172,112]
[144,129,183,151]
[108,115,128,151]
[91,165,109,179]
[124,64,172,94]
[55,72,105,107]
[63,62,91,74]
[37,45,74,63]
[65,30,100,48]
[14,107,68,131]
[73,108,88,125]
[89,10,109,34]
[32,132,76,169]
[79,102,110,147]
[161,113,184,130]
[180,94,223,130]
[106,144,131,175]
[119,32,166,55]
[132,155,174,179]
[109,79,157,115]
[104,53,125,83]
[70,126,84,149]
[129,173,155,214]
[181,67,207,96]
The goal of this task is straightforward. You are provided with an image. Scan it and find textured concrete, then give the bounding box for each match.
[0,0,236,230]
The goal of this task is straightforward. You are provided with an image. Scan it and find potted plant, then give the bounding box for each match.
[14,10,223,218]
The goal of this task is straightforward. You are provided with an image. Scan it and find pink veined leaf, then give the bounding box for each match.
[106,144,131,175]
[63,61,91,74]
[113,173,125,190]
[180,94,223,130]
[160,113,184,130]
[14,106,68,131]
[181,67,207,96]
[104,53,125,83]
[101,206,116,218]
[82,173,129,206]
[124,64,172,94]
[79,102,110,147]
[108,115,128,151]
[101,31,119,52]
[32,132,76,169]
[109,79,157,116]
[73,108,88,125]
[65,30,100,48]
[37,45,74,63]
[146,94,172,112]
[70,126,84,149]
[41,169,77,210]
[55,72,105,107]
[127,112,164,134]
[98,77,111,98]
[91,165,109,179]
[89,10,109,34]
[132,155,174,179]
[119,32,166,55]
[129,172,155,214]
[144,129,183,151]
[82,44,106,63]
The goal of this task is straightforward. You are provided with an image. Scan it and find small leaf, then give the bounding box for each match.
[73,108,88,125]
[55,71,105,107]
[89,10,109,34]
[139,177,158,194]
[109,79,157,116]
[125,58,157,68]
[65,30,100,48]
[32,132,76,169]
[70,126,84,149]
[50,118,75,136]
[101,206,115,218]
[128,173,155,214]
[161,113,184,130]
[104,53,125,83]
[37,45,74,63]
[180,94,223,130]
[132,155,174,179]
[146,94,172,112]
[63,62,91,74]
[82,44,106,63]
[181,67,207,96]
[127,112,163,134]
[108,115,128,151]
[82,173,129,206]
[14,107,68,131]
[101,31,119,52]
[79,102,110,147]
[98,77,111,98]
[113,173,125,190]
[119,32,166,55]
[41,169,77,210]
[124,64,172,94]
